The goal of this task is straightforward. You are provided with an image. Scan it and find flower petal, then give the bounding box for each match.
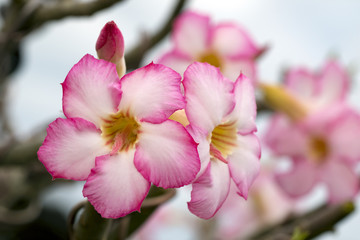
[275,159,318,198]
[285,68,316,102]
[265,114,308,156]
[38,118,108,181]
[173,11,210,57]
[221,58,257,82]
[317,60,349,107]
[188,160,231,219]
[228,133,261,199]
[62,54,121,128]
[329,109,360,164]
[226,73,257,134]
[187,125,211,179]
[118,63,184,123]
[321,160,359,204]
[157,50,193,75]
[210,23,259,58]
[83,151,151,218]
[134,120,200,188]
[183,62,235,133]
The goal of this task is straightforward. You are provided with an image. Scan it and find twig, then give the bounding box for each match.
[249,201,355,240]
[26,0,125,31]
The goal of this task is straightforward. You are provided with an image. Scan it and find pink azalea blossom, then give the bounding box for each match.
[265,60,360,203]
[183,62,261,219]
[38,54,200,218]
[158,11,263,82]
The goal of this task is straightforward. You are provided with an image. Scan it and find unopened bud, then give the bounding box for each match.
[96,21,126,77]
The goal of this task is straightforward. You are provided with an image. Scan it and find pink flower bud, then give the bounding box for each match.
[96,21,126,76]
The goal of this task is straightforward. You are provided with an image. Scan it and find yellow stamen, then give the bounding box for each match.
[198,52,222,69]
[210,121,237,161]
[101,111,140,152]
[308,136,328,164]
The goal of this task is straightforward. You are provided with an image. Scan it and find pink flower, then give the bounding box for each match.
[38,54,200,218]
[96,21,126,76]
[265,60,360,203]
[284,60,349,111]
[158,11,263,82]
[184,62,261,219]
[266,105,360,203]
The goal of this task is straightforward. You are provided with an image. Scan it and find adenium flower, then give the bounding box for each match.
[158,11,263,82]
[96,21,126,76]
[264,60,360,203]
[183,62,261,219]
[266,104,360,203]
[38,54,200,218]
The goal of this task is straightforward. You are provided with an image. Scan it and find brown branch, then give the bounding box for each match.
[26,0,125,31]
[125,0,187,69]
[249,202,355,240]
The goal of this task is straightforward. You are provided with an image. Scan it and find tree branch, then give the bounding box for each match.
[249,202,355,240]
[26,0,125,31]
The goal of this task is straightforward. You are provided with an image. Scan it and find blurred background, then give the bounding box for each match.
[1,0,359,239]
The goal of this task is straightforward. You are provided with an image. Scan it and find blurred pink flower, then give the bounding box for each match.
[38,54,200,218]
[266,105,360,203]
[183,62,261,219]
[284,60,349,111]
[158,11,263,82]
[265,60,360,203]
[215,169,294,240]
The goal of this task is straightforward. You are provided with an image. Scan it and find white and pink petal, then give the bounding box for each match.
[62,54,121,128]
[183,62,235,133]
[38,117,108,181]
[285,68,316,102]
[210,23,259,58]
[321,160,359,204]
[316,60,350,107]
[227,133,261,199]
[188,160,231,219]
[134,120,200,189]
[221,57,257,82]
[172,11,211,57]
[118,63,184,124]
[157,50,193,75]
[226,73,257,134]
[275,158,318,198]
[328,109,360,164]
[265,114,308,157]
[83,151,151,219]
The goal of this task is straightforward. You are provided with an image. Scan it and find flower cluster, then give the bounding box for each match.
[38,20,261,219]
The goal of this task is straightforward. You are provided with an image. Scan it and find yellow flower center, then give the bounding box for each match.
[209,121,237,163]
[101,111,140,153]
[308,136,328,164]
[198,52,222,69]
